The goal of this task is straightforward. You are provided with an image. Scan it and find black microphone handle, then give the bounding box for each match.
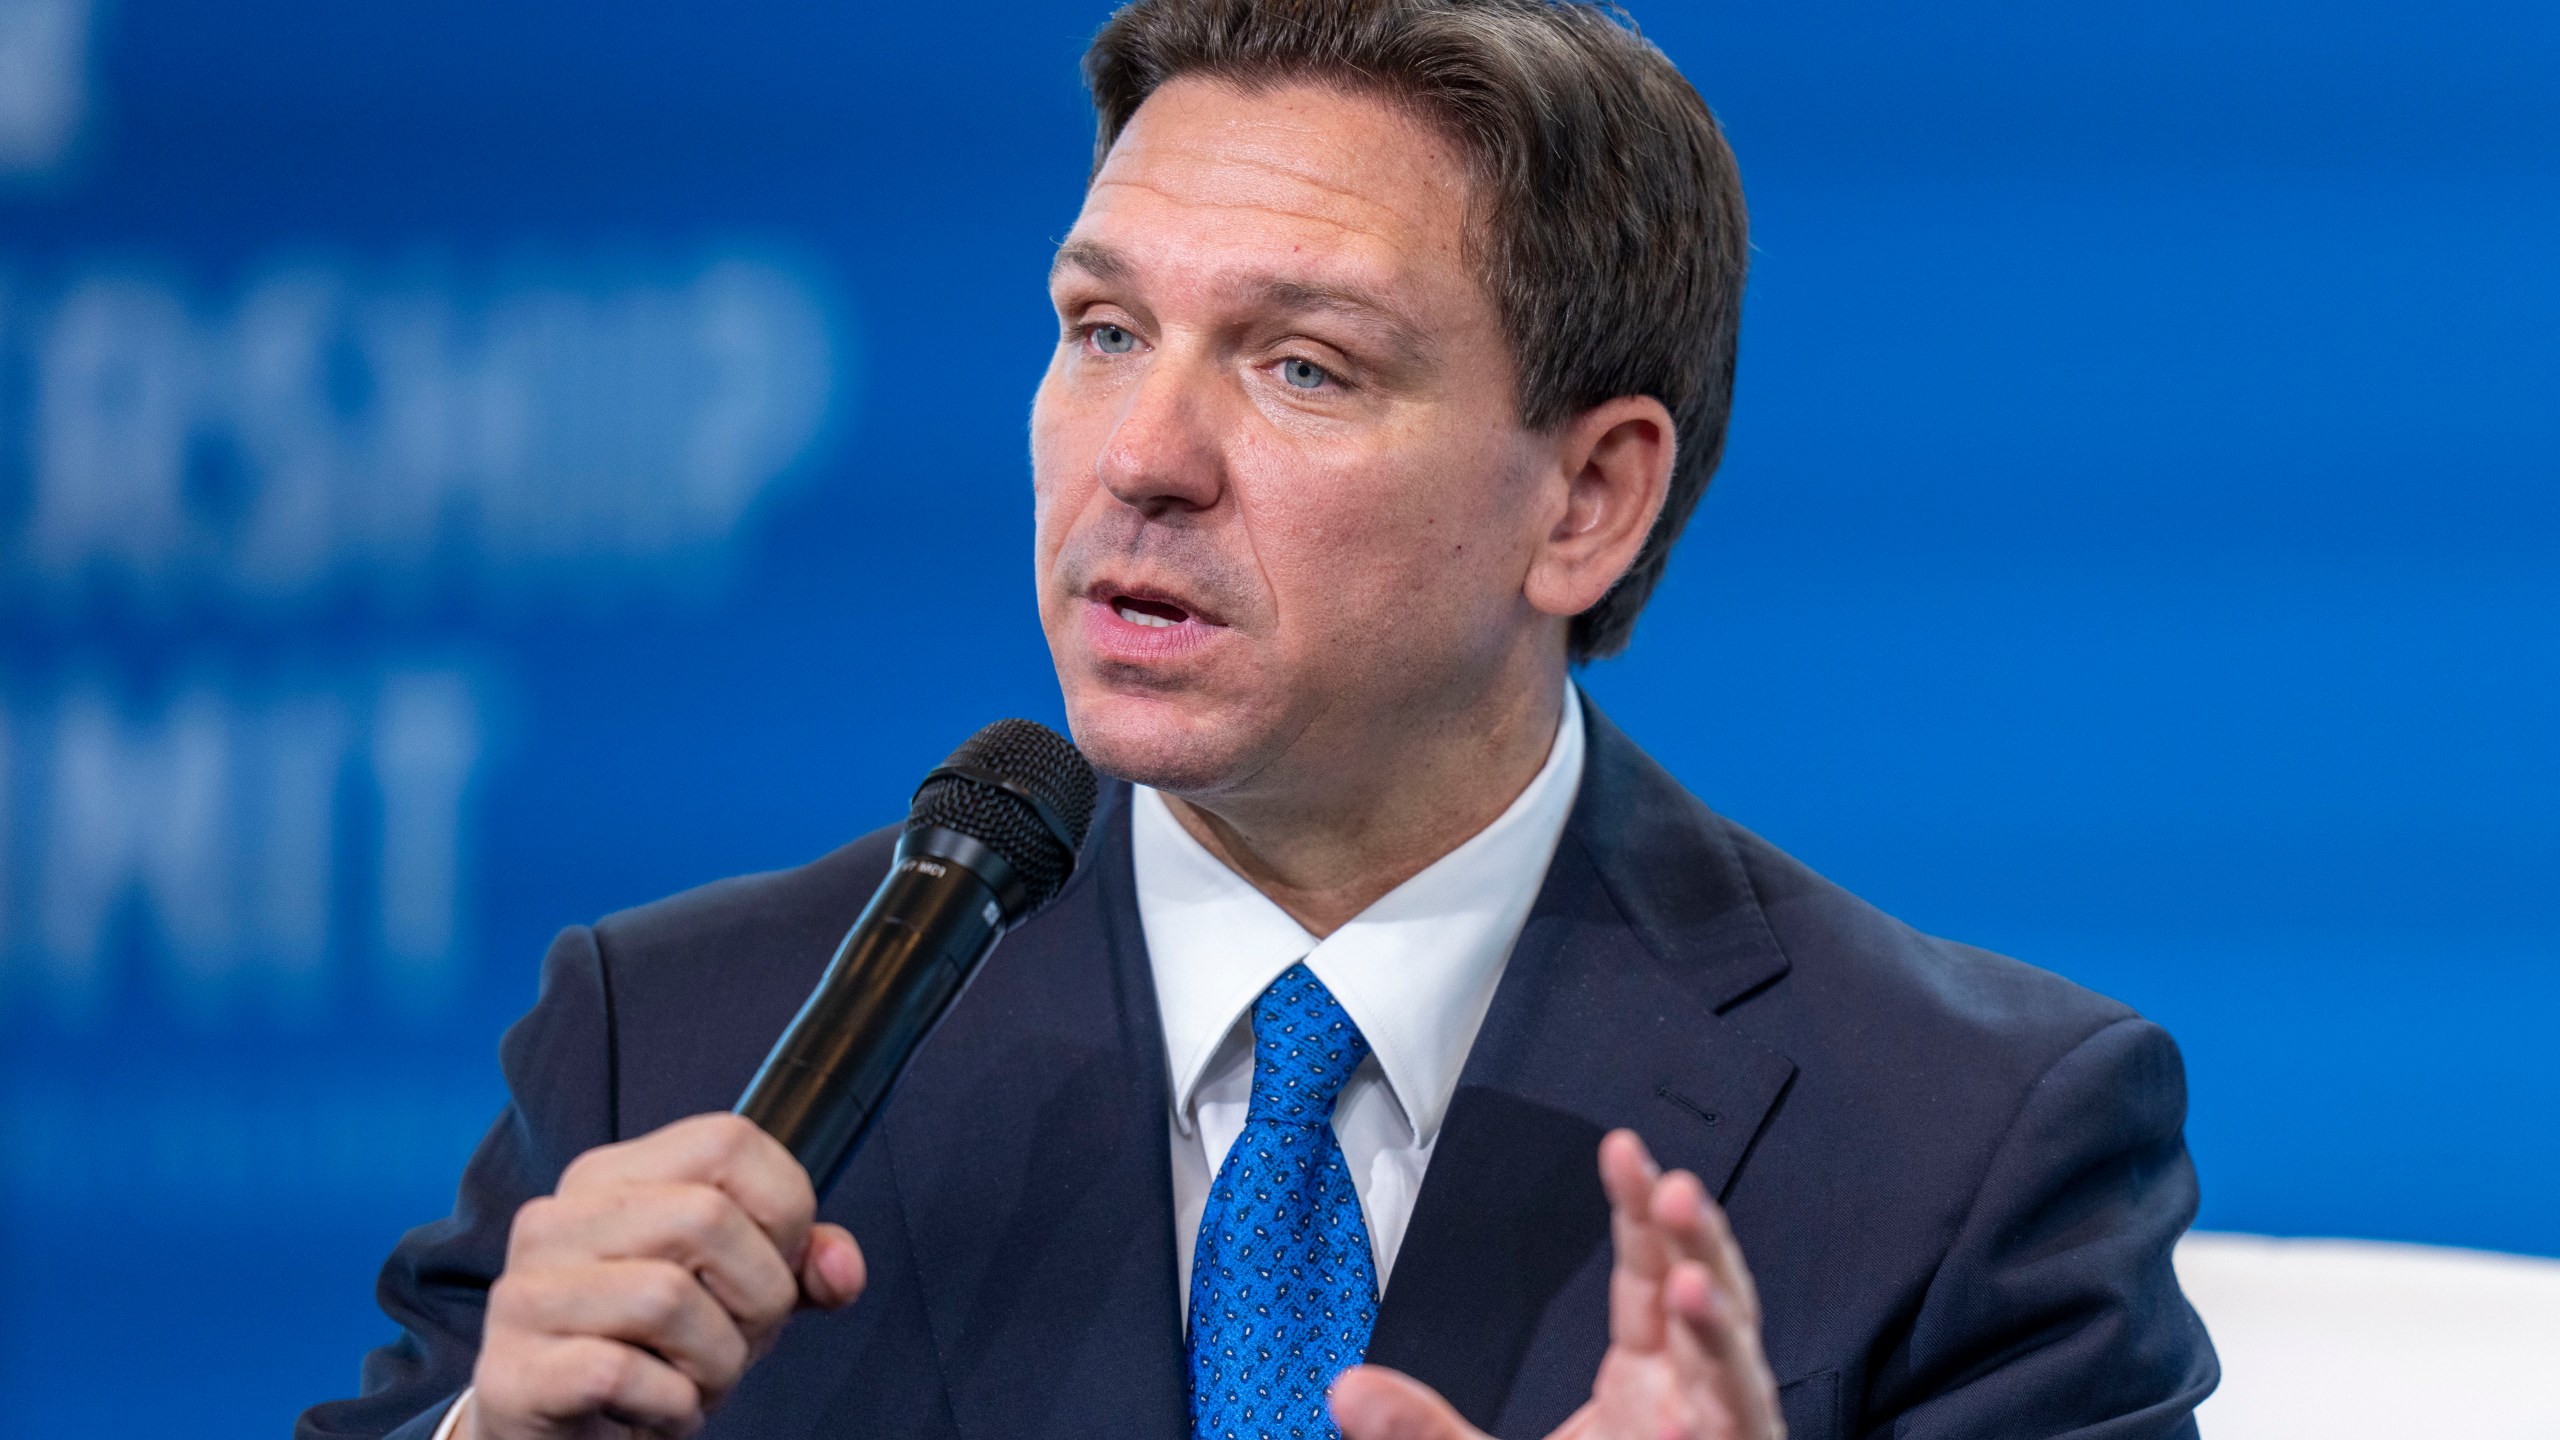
[734,828,1018,1189]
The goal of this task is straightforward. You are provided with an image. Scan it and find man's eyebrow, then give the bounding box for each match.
[1050,239,1131,284]
[1049,245,1433,365]
[1254,277,1433,363]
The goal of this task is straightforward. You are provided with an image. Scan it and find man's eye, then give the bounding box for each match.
[1090,324,1137,355]
[1280,357,1330,390]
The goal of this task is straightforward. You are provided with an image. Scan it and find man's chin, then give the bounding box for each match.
[1061,691,1268,798]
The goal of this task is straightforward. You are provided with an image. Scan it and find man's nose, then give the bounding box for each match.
[1094,351,1225,517]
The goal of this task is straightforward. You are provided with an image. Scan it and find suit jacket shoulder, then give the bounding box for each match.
[588,827,900,1134]
[1399,703,2217,1438]
[1728,811,2133,1056]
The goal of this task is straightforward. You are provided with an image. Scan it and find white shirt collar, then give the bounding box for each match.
[1133,684,1587,1149]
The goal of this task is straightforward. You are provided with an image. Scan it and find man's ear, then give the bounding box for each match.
[1523,396,1676,622]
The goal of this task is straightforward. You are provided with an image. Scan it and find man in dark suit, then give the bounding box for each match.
[304,3,2218,1438]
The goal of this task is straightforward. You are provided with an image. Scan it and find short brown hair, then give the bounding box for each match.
[1083,0,1747,660]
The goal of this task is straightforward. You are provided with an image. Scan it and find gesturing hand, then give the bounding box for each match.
[1332,1129,1783,1440]
[467,1113,868,1440]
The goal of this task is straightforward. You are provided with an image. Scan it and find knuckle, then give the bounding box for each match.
[779,1175,817,1225]
[509,1194,567,1250]
[667,1183,731,1246]
[702,1323,752,1392]
[700,1112,763,1163]
[702,1116,805,1197]
[565,1340,636,1409]
[740,1298,792,1352]
[739,1268,796,1328]
[486,1268,558,1326]
[485,1270,526,1319]
[633,1263,697,1326]
[558,1144,616,1191]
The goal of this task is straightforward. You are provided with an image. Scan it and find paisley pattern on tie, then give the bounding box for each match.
[1188,963,1380,1440]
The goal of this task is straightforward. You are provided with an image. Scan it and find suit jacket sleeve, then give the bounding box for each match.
[297,926,619,1440]
[1876,1016,2220,1439]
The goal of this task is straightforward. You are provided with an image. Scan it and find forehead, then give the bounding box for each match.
[1060,76,1478,302]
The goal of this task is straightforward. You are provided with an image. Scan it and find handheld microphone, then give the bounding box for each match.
[735,719,1097,1189]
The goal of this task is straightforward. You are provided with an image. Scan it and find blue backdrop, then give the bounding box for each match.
[0,1,2552,1431]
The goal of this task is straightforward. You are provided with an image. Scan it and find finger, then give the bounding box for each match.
[480,1334,705,1438]
[1661,1259,1748,1368]
[559,1113,819,1262]
[491,1259,752,1401]
[1598,1129,1664,1256]
[1646,1172,1781,1432]
[1661,1259,1783,1436]
[1649,1167,1762,1333]
[1600,1129,1673,1352]
[1330,1365,1491,1440]
[797,1223,866,1310]
[510,1183,800,1328]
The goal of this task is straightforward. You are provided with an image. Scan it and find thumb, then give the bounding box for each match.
[1331,1365,1486,1440]
[797,1222,867,1310]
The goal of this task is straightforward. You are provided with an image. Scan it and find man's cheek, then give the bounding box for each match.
[1029,473,1094,593]
[1027,393,1100,513]
[1262,467,1412,555]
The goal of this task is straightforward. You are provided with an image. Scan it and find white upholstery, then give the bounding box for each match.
[2175,1232,2560,1438]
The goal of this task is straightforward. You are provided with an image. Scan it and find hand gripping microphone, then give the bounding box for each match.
[735,719,1097,1189]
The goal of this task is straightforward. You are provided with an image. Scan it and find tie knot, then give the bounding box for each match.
[1246,963,1372,1125]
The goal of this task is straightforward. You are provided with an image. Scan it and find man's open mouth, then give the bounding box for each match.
[1110,595,1194,629]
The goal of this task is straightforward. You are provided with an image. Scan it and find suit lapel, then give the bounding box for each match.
[881,784,1192,1439]
[1367,701,1800,1433]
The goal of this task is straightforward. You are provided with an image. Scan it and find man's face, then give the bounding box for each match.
[1033,77,1558,798]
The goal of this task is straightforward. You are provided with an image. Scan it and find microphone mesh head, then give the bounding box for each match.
[904,719,1098,912]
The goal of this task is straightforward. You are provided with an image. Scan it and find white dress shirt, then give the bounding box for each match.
[1137,686,1586,1306]
[432,687,1584,1438]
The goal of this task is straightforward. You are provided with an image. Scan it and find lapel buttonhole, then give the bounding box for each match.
[1654,1084,1721,1127]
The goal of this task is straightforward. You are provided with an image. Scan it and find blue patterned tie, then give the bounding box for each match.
[1188,963,1380,1440]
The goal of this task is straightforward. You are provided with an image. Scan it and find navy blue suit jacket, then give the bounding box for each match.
[303,702,2217,1439]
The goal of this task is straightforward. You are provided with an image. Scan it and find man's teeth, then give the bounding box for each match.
[1115,602,1179,629]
